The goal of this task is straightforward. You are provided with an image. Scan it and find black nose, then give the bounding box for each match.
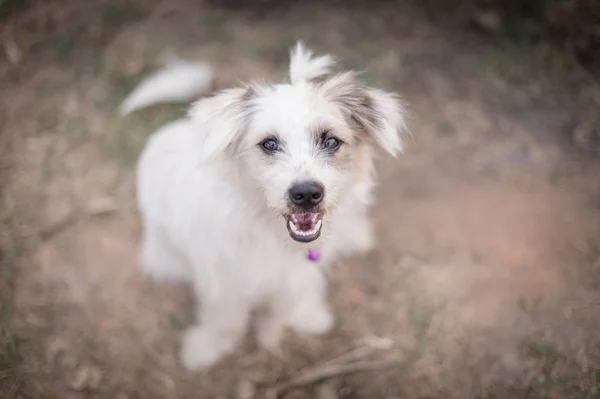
[288,181,325,209]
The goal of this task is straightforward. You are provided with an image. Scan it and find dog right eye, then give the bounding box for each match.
[260,138,280,153]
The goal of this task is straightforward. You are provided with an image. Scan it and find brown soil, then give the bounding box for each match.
[2,1,600,398]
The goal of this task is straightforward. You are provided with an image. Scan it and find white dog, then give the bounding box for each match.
[128,42,407,371]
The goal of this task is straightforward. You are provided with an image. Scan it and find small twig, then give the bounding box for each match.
[319,336,393,368]
[319,345,375,368]
[266,359,399,398]
[38,212,79,242]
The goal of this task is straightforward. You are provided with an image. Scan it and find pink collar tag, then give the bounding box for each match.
[307,250,320,262]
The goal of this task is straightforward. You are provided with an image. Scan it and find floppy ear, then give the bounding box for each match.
[319,72,406,156]
[188,87,255,160]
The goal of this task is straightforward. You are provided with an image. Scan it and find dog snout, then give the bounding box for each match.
[288,181,324,209]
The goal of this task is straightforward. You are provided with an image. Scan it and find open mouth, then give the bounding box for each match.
[286,213,323,243]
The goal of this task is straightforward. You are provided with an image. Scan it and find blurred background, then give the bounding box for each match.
[1,0,600,398]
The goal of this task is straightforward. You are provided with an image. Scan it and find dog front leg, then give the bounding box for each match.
[257,274,333,351]
[181,296,250,371]
[283,264,334,336]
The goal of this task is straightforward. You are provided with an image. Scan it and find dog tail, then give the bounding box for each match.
[289,41,335,85]
[119,58,214,116]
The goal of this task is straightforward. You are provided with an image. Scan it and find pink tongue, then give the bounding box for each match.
[292,214,317,232]
[294,214,314,223]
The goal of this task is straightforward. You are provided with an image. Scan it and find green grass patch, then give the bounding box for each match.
[527,340,563,361]
[106,103,188,169]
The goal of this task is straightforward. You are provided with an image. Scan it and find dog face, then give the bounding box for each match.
[190,43,406,243]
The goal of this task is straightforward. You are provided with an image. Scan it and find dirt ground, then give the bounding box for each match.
[2,1,600,398]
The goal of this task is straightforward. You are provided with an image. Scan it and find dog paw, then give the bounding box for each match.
[287,302,334,336]
[256,317,285,352]
[180,326,234,371]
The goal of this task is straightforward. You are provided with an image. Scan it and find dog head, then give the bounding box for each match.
[190,42,407,243]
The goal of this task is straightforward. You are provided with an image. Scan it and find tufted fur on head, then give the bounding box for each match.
[289,41,335,84]
[188,42,406,162]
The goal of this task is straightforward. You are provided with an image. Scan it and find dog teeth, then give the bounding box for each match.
[288,218,322,236]
[314,219,322,232]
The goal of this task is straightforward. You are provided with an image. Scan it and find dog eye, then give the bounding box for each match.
[260,138,280,153]
[322,137,341,151]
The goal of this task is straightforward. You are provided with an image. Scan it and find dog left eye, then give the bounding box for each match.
[260,138,280,153]
[322,137,341,151]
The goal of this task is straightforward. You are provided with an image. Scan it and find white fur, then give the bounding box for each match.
[289,42,335,84]
[132,42,407,371]
[120,59,213,116]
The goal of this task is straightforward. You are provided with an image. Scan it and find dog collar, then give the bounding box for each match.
[307,250,320,262]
